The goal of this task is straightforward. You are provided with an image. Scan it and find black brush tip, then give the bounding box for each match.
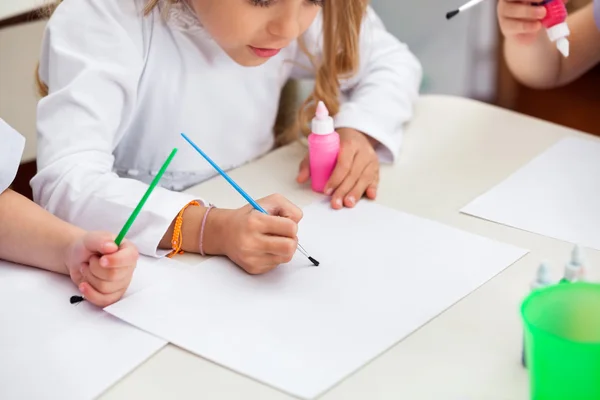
[70,295,85,304]
[446,10,459,20]
[308,256,320,267]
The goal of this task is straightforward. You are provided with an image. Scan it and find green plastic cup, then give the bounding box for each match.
[521,282,600,400]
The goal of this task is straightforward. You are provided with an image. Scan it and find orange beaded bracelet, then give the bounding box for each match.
[166,200,201,258]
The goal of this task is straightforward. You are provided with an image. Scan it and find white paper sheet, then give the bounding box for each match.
[106,200,527,399]
[0,255,185,400]
[461,137,600,249]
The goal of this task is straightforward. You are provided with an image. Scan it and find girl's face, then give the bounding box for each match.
[189,0,323,66]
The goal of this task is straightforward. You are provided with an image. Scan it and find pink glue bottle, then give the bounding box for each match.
[308,101,340,193]
[540,0,570,57]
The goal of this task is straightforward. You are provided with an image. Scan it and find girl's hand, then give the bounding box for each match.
[66,232,138,307]
[207,194,303,275]
[498,0,568,45]
[297,128,379,209]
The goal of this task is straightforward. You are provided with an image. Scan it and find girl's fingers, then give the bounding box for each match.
[261,215,298,238]
[296,155,310,183]
[344,161,378,207]
[97,241,138,271]
[87,255,131,282]
[501,19,542,35]
[238,256,280,275]
[81,258,130,294]
[331,153,370,209]
[366,185,378,200]
[78,282,125,308]
[502,3,546,20]
[262,235,297,258]
[324,146,357,196]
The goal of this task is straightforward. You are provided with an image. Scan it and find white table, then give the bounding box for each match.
[101,95,600,400]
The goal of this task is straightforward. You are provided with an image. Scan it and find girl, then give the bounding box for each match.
[1,119,138,307]
[498,0,600,88]
[32,0,422,274]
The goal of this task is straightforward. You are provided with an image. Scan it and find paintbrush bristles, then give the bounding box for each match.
[446,0,488,20]
[70,295,85,304]
[446,10,459,19]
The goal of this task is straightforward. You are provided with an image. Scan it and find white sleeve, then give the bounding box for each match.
[0,119,26,193]
[291,7,423,163]
[31,0,199,257]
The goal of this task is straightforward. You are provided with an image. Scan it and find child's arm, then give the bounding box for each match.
[33,0,200,258]
[0,189,138,307]
[501,1,600,88]
[293,6,422,208]
[0,189,81,274]
[33,0,303,276]
[293,6,422,163]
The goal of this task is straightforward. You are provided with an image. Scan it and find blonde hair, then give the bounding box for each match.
[36,0,368,143]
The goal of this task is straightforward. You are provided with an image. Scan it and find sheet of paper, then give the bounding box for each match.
[461,137,600,250]
[106,200,527,399]
[0,255,185,400]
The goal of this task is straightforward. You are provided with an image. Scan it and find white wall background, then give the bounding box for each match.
[370,0,498,100]
[298,0,499,102]
[0,20,46,162]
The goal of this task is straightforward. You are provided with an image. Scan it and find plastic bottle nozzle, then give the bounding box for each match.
[571,244,584,266]
[311,101,335,135]
[557,37,570,57]
[532,261,553,289]
[315,101,329,119]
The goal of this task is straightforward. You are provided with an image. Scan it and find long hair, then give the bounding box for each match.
[288,0,367,143]
[35,0,368,143]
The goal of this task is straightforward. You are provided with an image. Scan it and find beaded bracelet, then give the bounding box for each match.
[199,205,216,256]
[166,200,201,258]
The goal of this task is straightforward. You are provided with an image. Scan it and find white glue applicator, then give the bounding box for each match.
[522,261,553,367]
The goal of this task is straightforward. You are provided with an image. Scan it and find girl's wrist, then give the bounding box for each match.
[161,204,231,256]
[200,207,231,256]
[61,227,86,276]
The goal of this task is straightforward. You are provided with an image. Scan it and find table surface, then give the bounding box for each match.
[101,95,600,400]
[0,0,40,21]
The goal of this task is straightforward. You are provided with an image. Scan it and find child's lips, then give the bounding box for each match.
[248,46,281,58]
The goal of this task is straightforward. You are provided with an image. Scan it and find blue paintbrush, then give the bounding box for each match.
[181,133,319,266]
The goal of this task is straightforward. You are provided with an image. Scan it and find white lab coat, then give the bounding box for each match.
[32,0,423,257]
[0,119,25,193]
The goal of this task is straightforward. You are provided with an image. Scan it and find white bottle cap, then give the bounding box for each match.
[571,244,584,266]
[564,262,581,282]
[531,261,552,289]
[311,101,335,135]
[546,21,570,42]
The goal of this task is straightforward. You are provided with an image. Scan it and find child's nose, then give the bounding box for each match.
[267,6,301,41]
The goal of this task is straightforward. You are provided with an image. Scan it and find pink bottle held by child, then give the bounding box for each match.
[308,101,340,193]
[540,0,570,57]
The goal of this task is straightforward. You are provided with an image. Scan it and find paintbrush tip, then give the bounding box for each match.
[446,10,459,19]
[70,295,85,304]
[308,256,320,267]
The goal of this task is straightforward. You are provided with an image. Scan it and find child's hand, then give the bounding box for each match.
[214,194,302,275]
[66,232,138,307]
[297,128,379,209]
[498,0,568,45]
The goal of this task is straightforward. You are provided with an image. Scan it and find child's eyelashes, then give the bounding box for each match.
[249,0,324,8]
